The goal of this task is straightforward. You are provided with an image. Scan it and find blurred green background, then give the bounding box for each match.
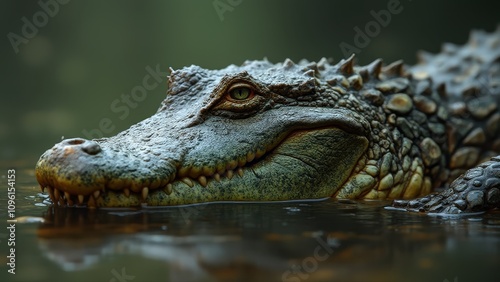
[1,0,499,164]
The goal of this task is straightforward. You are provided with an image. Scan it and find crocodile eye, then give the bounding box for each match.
[227,84,255,102]
[212,81,264,116]
[230,87,251,100]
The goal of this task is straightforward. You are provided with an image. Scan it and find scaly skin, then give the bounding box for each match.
[35,27,500,213]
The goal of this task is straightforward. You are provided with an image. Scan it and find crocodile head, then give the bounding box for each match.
[36,56,436,208]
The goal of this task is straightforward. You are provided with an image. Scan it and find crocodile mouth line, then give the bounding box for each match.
[40,125,359,208]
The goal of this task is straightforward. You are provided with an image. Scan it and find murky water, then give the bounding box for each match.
[1,164,499,282]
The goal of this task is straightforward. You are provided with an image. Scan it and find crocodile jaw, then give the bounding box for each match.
[35,108,368,208]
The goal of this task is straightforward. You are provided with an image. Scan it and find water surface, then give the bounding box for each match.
[1,164,499,282]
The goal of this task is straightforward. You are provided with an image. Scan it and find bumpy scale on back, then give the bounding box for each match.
[393,27,500,213]
[35,27,500,213]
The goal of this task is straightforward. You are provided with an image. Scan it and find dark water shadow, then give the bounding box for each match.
[35,200,500,282]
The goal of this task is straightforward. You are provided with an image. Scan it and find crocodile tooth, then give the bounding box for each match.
[87,195,96,208]
[238,156,247,167]
[226,170,234,180]
[237,168,244,177]
[181,178,194,188]
[215,162,226,174]
[78,195,84,204]
[255,148,266,159]
[124,188,130,197]
[214,173,221,182]
[93,190,100,199]
[166,184,173,195]
[64,192,74,206]
[247,152,255,163]
[178,167,190,178]
[57,191,65,206]
[227,160,238,170]
[142,187,149,200]
[198,176,207,187]
[54,189,61,205]
[202,166,215,176]
[189,167,201,179]
[216,167,226,175]
[47,187,54,203]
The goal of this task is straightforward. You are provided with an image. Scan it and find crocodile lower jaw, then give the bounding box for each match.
[41,165,257,208]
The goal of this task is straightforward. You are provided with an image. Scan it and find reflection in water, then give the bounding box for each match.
[35,200,500,282]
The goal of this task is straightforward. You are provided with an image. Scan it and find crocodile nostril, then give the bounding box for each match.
[64,138,86,145]
[81,141,102,155]
[61,138,102,155]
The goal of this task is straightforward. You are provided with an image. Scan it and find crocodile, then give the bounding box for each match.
[35,27,500,213]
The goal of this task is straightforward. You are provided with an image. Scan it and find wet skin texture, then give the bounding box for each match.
[36,28,500,213]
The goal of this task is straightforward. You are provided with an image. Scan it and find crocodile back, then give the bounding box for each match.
[409,27,500,184]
